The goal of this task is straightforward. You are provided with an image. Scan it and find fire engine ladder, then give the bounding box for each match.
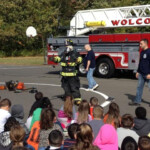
[68,5,150,36]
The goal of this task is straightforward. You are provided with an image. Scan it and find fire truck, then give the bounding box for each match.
[47,5,150,78]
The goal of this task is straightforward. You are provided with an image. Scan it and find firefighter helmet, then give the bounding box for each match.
[65,39,74,46]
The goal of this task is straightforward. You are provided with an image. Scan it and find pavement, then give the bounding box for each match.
[0,64,150,121]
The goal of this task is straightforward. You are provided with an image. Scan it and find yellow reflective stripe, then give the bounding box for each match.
[60,62,66,66]
[54,56,61,62]
[77,57,82,63]
[69,62,76,66]
[74,98,82,101]
[61,72,77,76]
[60,62,76,66]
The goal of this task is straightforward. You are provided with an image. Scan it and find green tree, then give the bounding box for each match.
[0,0,150,56]
[0,0,59,56]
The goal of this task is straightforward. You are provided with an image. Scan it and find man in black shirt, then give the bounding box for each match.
[84,44,99,91]
[129,39,150,106]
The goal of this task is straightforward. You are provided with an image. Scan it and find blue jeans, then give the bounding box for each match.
[26,144,35,150]
[87,68,97,89]
[134,73,150,103]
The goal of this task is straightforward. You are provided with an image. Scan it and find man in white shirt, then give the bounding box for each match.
[117,114,139,148]
[0,98,11,133]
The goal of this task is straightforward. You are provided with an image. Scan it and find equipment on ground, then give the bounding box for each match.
[5,80,37,93]
[0,85,6,90]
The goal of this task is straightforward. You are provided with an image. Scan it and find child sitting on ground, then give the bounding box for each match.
[94,124,118,150]
[133,107,150,136]
[69,123,99,150]
[117,114,139,149]
[63,123,79,150]
[45,130,64,150]
[103,102,121,129]
[0,98,11,133]
[89,97,98,119]
[88,105,104,140]
[138,136,150,150]
[58,96,76,129]
[75,100,92,124]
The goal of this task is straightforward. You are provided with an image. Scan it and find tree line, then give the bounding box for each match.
[0,0,149,56]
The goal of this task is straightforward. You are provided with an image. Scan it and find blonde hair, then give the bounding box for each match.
[70,123,99,150]
[64,96,73,118]
[93,105,103,119]
[77,100,90,124]
[90,97,98,106]
[105,102,120,128]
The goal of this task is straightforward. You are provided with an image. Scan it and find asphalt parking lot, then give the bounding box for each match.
[0,64,150,120]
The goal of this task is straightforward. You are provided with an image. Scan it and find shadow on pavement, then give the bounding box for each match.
[81,84,88,88]
[46,71,60,75]
[125,93,135,102]
[93,70,136,80]
[142,100,150,105]
[125,93,150,105]
[112,70,136,80]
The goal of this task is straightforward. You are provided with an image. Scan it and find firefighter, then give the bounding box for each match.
[53,39,82,105]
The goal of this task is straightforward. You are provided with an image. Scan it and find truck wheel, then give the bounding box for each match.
[78,63,86,76]
[96,58,115,78]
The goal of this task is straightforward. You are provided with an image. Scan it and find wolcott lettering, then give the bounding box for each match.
[136,18,142,24]
[144,18,150,24]
[111,20,120,25]
[121,19,128,25]
[129,19,134,25]
[111,18,150,26]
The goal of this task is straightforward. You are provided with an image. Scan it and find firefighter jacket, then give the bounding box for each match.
[54,50,82,76]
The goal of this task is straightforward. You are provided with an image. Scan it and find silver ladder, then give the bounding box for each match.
[68,5,150,36]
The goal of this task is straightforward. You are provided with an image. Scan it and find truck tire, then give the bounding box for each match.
[78,63,86,76]
[96,58,115,78]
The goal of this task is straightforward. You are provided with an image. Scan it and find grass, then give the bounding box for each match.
[0,56,45,65]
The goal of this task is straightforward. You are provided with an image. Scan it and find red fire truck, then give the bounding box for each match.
[47,5,150,78]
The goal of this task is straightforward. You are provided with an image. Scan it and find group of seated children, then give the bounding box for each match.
[0,92,150,150]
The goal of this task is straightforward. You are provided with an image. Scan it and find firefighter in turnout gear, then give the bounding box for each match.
[53,39,82,105]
